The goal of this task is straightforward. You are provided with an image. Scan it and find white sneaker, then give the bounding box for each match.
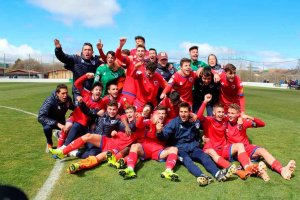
[281,160,296,180]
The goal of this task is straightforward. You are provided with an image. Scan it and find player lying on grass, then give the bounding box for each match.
[49,106,142,173]
[157,102,236,186]
[226,103,296,181]
[198,94,266,180]
[118,106,180,181]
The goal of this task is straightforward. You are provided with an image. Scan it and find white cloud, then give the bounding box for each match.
[0,38,55,63]
[180,41,237,56]
[28,0,121,27]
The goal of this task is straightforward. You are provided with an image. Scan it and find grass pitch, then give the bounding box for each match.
[0,83,299,200]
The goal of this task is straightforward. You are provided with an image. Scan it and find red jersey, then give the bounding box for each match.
[158,97,179,119]
[102,94,128,114]
[116,48,146,99]
[219,73,245,112]
[133,70,167,106]
[73,74,104,126]
[163,71,197,105]
[197,102,227,151]
[226,118,265,145]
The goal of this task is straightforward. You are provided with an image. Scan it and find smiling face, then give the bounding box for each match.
[208,55,217,67]
[180,61,191,76]
[156,109,167,123]
[125,107,135,122]
[226,70,236,82]
[213,106,225,121]
[107,105,118,118]
[189,49,198,61]
[227,107,239,122]
[108,84,118,98]
[136,46,145,60]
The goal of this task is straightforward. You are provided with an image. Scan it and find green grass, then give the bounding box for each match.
[0,83,300,200]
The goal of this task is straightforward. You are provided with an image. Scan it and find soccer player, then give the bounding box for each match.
[189,46,208,71]
[219,63,245,114]
[158,102,236,186]
[158,91,181,119]
[226,103,296,181]
[160,58,200,106]
[94,51,125,97]
[54,39,102,105]
[49,106,140,173]
[116,37,148,105]
[119,106,180,181]
[131,62,168,112]
[101,82,128,115]
[197,94,261,180]
[192,68,221,114]
[63,73,104,146]
[38,84,74,152]
[130,35,149,59]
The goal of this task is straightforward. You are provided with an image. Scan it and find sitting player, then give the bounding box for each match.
[198,94,262,180]
[49,106,140,173]
[227,103,296,181]
[158,102,236,186]
[118,106,179,181]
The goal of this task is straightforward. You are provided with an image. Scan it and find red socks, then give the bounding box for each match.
[271,160,283,174]
[166,153,178,170]
[57,130,67,148]
[216,157,231,168]
[63,137,85,154]
[127,152,138,169]
[238,152,251,168]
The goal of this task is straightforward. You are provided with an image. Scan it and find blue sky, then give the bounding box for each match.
[0,0,299,68]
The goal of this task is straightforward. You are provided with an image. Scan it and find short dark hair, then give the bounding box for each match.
[106,51,115,57]
[146,62,158,72]
[149,48,157,54]
[107,81,118,90]
[202,68,213,77]
[107,100,118,108]
[224,63,236,73]
[125,105,136,112]
[121,49,130,56]
[145,102,154,111]
[56,84,68,93]
[180,58,191,67]
[92,81,103,90]
[82,42,93,51]
[155,105,167,112]
[136,44,146,50]
[169,91,180,104]
[189,46,198,52]
[135,35,145,43]
[179,102,191,111]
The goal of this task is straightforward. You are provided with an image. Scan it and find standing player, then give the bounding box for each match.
[160,58,200,106]
[189,46,208,71]
[116,37,148,105]
[38,84,74,152]
[219,63,245,114]
[226,103,296,181]
[119,106,179,181]
[131,62,168,112]
[158,102,236,186]
[54,39,102,105]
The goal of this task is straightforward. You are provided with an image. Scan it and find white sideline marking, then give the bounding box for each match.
[0,105,63,200]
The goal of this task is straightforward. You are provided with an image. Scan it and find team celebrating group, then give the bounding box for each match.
[37,36,296,186]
